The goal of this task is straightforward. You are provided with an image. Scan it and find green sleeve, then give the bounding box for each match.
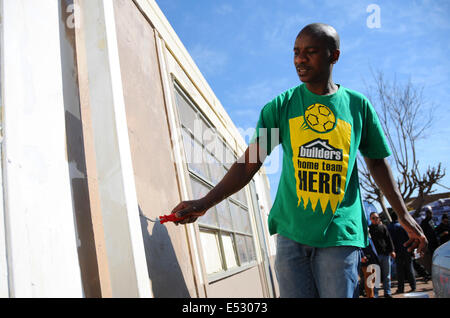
[249,96,282,157]
[358,99,392,159]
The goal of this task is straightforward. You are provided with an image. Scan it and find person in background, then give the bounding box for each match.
[420,207,439,273]
[435,214,449,246]
[387,210,416,294]
[369,212,395,298]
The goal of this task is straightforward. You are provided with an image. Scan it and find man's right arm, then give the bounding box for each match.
[170,140,266,225]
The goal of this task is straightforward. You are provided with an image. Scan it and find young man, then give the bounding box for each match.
[170,23,427,298]
[387,210,417,294]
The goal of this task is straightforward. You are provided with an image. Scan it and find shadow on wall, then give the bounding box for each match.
[59,0,102,297]
[139,211,191,298]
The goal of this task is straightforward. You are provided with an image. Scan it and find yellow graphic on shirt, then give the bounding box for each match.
[289,104,351,214]
[304,103,336,133]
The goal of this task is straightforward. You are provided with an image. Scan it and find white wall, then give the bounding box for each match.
[0,0,83,297]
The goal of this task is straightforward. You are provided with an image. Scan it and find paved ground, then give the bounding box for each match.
[361,277,435,298]
[390,277,434,298]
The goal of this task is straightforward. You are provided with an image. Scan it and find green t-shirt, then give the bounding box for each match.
[250,83,391,248]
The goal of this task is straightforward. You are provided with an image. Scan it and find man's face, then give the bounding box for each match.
[293,33,338,83]
[370,213,381,225]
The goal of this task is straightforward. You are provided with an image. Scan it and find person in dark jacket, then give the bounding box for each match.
[435,214,449,246]
[369,212,395,298]
[387,210,416,294]
[420,207,439,253]
[420,207,439,273]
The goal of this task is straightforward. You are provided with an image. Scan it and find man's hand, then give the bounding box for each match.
[398,213,428,255]
[170,198,210,225]
[169,142,265,226]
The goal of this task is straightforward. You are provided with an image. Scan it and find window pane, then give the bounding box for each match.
[205,152,224,185]
[192,115,206,143]
[224,147,236,169]
[181,128,194,165]
[190,176,218,227]
[201,118,216,150]
[175,89,197,133]
[199,230,223,274]
[230,201,251,234]
[216,199,233,231]
[202,150,213,183]
[245,235,256,262]
[235,234,249,265]
[236,189,248,206]
[210,139,226,164]
[192,140,208,179]
[198,209,218,227]
[182,129,208,179]
[221,233,238,269]
[240,207,251,235]
[229,200,243,233]
[190,175,210,198]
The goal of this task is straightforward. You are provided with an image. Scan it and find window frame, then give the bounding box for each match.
[173,82,258,282]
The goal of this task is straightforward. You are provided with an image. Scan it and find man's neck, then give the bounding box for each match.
[305,79,338,95]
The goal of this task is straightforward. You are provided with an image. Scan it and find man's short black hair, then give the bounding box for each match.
[297,23,340,52]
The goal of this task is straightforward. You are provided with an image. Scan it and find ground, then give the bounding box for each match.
[360,276,435,298]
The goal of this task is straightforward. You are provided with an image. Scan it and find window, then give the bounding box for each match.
[173,83,257,279]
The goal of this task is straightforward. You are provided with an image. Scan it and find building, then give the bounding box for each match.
[405,192,450,212]
[0,0,278,297]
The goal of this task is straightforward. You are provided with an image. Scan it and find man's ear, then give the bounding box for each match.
[330,49,340,64]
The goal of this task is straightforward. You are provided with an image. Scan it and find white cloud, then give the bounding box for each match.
[214,4,233,15]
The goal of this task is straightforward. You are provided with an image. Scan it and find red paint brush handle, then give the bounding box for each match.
[159,213,186,224]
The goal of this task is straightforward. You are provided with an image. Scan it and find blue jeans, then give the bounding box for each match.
[375,254,392,297]
[275,234,361,298]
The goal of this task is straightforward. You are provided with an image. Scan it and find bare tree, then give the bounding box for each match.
[359,70,446,221]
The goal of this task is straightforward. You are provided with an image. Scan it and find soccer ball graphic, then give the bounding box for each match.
[304,103,336,133]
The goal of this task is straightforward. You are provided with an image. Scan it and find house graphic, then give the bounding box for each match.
[303,139,335,150]
[298,138,343,161]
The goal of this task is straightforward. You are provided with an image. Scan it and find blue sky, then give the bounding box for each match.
[155,0,450,208]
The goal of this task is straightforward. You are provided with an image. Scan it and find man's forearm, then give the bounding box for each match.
[203,144,264,209]
[364,157,427,253]
[203,161,260,208]
[363,157,409,217]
